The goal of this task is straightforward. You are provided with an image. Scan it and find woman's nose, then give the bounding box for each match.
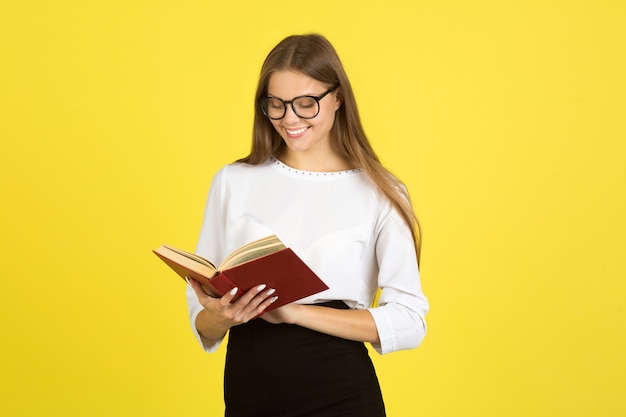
[284,104,300,123]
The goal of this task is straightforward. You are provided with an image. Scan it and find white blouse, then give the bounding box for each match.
[186,158,428,354]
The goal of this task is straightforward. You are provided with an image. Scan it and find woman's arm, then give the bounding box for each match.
[262,304,380,344]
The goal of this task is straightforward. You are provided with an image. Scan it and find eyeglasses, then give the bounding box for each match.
[260,86,338,120]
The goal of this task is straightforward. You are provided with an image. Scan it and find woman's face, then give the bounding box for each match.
[266,70,341,163]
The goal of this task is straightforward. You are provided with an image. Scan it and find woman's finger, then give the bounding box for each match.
[219,287,239,307]
[228,285,276,318]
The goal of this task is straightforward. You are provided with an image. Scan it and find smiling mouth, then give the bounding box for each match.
[286,127,309,135]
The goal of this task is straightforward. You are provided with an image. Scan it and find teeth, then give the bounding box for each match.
[287,127,307,135]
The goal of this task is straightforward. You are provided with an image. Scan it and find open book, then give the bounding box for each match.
[153,235,329,312]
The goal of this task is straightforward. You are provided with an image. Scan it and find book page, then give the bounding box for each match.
[162,245,217,269]
[219,235,286,270]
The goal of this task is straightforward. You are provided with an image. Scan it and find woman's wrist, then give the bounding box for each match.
[196,308,229,341]
[287,303,305,325]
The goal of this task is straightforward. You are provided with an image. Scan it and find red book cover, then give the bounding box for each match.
[154,246,329,312]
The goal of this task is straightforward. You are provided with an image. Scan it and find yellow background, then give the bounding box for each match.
[1,1,624,416]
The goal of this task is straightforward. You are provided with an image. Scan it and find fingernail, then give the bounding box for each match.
[184,276,191,286]
[230,287,238,296]
[256,284,267,291]
[270,296,278,303]
[267,288,276,295]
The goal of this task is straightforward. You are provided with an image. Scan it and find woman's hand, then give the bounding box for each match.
[261,304,300,325]
[188,278,278,342]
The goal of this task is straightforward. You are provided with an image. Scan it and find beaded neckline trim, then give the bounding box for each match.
[270,156,362,177]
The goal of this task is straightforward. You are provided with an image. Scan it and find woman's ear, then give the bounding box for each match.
[334,88,343,110]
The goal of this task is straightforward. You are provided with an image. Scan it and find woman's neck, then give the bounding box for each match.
[277,150,353,172]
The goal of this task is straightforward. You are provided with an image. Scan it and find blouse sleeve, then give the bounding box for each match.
[186,166,228,353]
[367,204,429,355]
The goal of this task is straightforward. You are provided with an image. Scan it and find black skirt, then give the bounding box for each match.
[224,301,386,417]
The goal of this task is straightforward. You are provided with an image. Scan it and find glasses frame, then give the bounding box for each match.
[260,86,338,120]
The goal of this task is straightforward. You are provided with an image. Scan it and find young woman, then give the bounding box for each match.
[186,34,429,417]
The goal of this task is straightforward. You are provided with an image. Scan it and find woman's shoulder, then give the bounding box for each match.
[226,159,272,172]
[212,159,273,182]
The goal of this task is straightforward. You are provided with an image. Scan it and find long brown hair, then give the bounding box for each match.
[238,34,421,261]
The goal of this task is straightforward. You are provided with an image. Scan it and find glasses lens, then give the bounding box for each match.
[263,97,286,119]
[293,97,319,118]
